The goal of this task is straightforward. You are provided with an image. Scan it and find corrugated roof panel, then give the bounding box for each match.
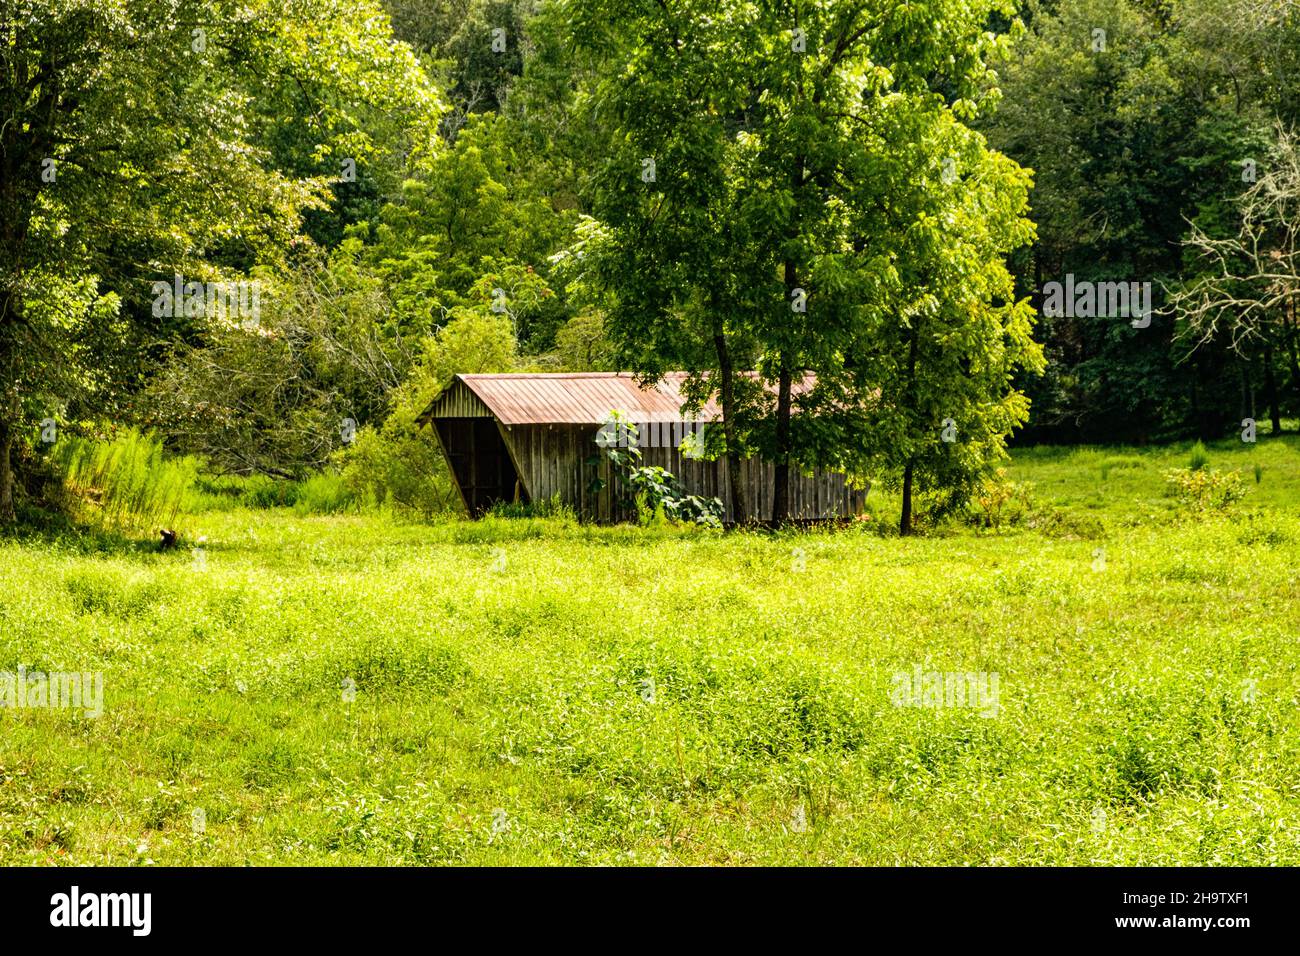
[421,372,817,426]
[455,373,719,425]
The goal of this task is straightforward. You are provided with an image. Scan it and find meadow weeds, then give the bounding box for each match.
[0,438,1296,865]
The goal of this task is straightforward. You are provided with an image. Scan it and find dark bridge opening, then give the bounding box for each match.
[434,417,526,514]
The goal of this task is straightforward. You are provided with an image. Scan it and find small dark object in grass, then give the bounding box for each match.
[159,529,177,551]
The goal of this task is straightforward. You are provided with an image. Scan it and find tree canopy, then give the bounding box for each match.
[3,0,1297,527]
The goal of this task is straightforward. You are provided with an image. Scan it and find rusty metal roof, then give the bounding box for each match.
[421,372,813,426]
[448,373,713,425]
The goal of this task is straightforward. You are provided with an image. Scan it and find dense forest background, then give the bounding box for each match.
[3,0,1298,524]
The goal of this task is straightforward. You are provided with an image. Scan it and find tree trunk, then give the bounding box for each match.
[899,312,921,536]
[1285,297,1300,404]
[0,417,14,524]
[1264,342,1282,435]
[713,329,748,524]
[772,360,792,525]
[900,461,914,536]
[1239,358,1250,423]
[1190,354,1205,438]
[773,252,799,526]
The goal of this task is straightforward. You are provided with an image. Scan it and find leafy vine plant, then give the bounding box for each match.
[588,411,724,527]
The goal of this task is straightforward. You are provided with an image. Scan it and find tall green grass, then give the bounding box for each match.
[293,472,356,515]
[188,472,356,515]
[52,428,199,529]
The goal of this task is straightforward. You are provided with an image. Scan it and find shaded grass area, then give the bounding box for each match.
[0,438,1297,865]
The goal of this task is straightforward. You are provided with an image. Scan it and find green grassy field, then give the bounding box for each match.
[1,438,1298,865]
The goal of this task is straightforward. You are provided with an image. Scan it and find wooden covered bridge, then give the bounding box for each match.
[417,372,867,523]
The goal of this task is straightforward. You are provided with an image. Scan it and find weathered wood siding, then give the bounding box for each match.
[424,380,492,419]
[498,423,866,522]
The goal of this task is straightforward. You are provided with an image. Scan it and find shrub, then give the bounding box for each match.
[591,413,724,527]
[1187,441,1210,472]
[340,423,458,519]
[337,332,476,520]
[1164,467,1245,513]
[966,469,1034,530]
